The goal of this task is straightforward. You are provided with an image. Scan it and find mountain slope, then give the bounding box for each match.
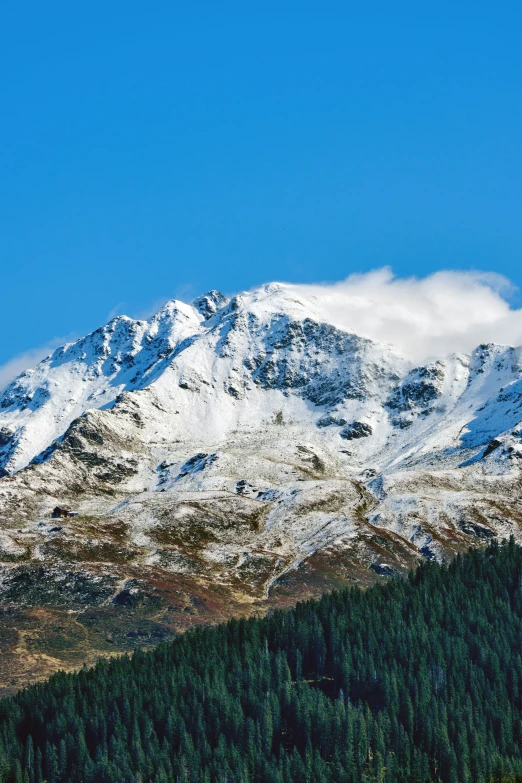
[1,282,522,692]
[3,541,522,783]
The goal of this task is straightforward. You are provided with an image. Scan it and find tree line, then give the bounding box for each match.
[2,539,522,782]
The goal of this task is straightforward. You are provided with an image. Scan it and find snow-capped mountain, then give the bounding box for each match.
[2,282,522,692]
[2,282,522,479]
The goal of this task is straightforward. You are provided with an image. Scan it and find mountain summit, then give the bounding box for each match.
[1,282,522,691]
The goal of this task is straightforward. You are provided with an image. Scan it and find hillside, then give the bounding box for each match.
[1,283,522,691]
[1,540,522,782]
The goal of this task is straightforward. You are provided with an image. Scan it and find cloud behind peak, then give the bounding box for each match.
[289,267,522,361]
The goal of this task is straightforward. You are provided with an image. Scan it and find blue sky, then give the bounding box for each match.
[1,2,521,371]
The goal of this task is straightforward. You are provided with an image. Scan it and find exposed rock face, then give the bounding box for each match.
[1,282,522,692]
[387,362,445,414]
[250,318,396,406]
[339,422,373,440]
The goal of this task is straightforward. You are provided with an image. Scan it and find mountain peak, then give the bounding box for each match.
[192,290,229,319]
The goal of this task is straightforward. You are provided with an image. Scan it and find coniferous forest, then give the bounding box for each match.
[2,541,522,782]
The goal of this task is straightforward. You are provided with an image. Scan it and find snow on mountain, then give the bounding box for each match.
[0,299,203,474]
[2,282,522,480]
[1,282,522,690]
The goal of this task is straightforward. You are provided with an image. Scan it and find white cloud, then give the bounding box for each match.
[288,267,522,362]
[0,339,71,392]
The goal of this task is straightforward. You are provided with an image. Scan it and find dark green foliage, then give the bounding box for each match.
[2,539,522,781]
